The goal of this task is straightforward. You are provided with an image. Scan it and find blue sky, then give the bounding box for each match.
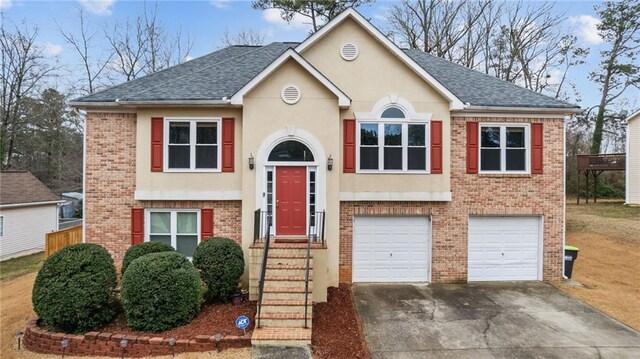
[1,0,638,110]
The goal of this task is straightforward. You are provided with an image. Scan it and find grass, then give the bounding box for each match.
[0,252,45,281]
[566,200,640,219]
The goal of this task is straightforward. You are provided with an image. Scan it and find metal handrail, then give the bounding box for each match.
[256,210,272,328]
[304,210,325,328]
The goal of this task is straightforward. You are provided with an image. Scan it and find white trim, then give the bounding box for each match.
[459,105,581,115]
[230,49,351,108]
[340,191,452,201]
[163,117,222,172]
[625,110,640,205]
[295,8,464,110]
[135,191,242,201]
[82,110,87,243]
[145,209,200,259]
[0,200,65,209]
[478,123,531,174]
[255,128,327,235]
[451,112,570,119]
[563,118,567,278]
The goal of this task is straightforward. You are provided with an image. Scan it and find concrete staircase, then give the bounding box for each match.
[251,242,313,347]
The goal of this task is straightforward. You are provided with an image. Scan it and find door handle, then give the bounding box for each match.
[276,200,279,208]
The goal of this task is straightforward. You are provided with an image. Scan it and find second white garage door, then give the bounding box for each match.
[468,216,542,281]
[353,216,430,282]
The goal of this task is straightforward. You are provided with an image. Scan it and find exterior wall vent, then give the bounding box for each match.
[281,85,301,104]
[340,43,358,61]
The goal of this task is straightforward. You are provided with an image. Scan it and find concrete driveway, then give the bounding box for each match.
[353,282,640,359]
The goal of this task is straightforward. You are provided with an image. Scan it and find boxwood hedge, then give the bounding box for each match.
[121,241,174,275]
[121,251,202,332]
[32,243,118,333]
[192,237,244,302]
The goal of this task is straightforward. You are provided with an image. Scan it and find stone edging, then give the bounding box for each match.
[23,318,251,357]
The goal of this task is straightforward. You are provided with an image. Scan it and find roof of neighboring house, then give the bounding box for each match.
[0,171,62,206]
[71,41,577,109]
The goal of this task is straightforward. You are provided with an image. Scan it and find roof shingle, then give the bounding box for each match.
[0,171,61,205]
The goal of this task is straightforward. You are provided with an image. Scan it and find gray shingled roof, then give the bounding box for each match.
[403,49,576,109]
[72,42,577,109]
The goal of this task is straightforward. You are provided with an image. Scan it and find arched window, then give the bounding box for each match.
[268,140,315,162]
[380,106,406,119]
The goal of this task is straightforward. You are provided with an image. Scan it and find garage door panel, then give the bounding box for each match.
[468,216,541,282]
[353,216,430,282]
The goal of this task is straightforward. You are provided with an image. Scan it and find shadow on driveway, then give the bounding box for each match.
[353,282,640,359]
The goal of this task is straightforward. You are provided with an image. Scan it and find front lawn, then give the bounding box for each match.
[558,201,640,330]
[0,252,44,281]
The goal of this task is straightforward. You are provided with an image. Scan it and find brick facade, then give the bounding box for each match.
[339,117,565,283]
[85,113,241,262]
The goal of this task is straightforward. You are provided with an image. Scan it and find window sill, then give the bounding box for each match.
[478,173,532,178]
[356,170,431,174]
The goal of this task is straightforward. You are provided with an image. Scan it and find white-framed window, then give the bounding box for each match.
[164,118,221,172]
[479,123,530,173]
[0,216,4,237]
[357,106,430,172]
[146,209,200,258]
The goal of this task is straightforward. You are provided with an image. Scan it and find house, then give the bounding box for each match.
[70,9,579,343]
[626,110,640,206]
[0,171,63,260]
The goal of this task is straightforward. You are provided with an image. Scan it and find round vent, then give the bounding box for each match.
[281,85,301,105]
[340,43,358,61]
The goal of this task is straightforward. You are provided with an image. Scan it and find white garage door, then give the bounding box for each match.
[468,216,542,281]
[353,216,430,282]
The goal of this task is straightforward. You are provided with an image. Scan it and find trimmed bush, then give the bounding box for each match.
[32,243,118,333]
[121,251,202,332]
[193,237,244,302]
[122,241,174,275]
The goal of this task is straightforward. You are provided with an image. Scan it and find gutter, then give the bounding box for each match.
[456,105,582,115]
[0,200,66,209]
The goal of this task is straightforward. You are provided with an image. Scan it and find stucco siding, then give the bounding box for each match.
[628,116,640,205]
[302,17,451,195]
[0,204,58,260]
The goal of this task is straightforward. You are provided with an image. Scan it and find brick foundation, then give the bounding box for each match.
[339,117,565,283]
[85,113,241,262]
[23,319,250,357]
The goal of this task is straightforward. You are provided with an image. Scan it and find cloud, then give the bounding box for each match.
[262,8,311,31]
[210,0,231,9]
[0,0,12,10]
[42,43,63,57]
[569,15,603,45]
[78,0,115,16]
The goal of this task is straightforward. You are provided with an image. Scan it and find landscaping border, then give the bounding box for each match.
[23,318,251,357]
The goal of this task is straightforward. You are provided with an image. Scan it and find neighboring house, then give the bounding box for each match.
[70,9,580,296]
[626,110,640,206]
[0,171,63,260]
[60,192,83,218]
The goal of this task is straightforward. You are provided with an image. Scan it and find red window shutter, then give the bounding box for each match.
[467,122,479,174]
[343,119,356,173]
[201,209,214,240]
[151,117,163,172]
[531,123,544,174]
[131,208,144,245]
[430,120,443,174]
[222,118,234,172]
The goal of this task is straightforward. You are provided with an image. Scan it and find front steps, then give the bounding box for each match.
[251,242,315,348]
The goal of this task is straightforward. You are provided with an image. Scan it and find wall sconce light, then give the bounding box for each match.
[249,154,255,170]
[327,155,333,171]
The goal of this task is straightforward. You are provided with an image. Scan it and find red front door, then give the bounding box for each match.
[276,166,306,235]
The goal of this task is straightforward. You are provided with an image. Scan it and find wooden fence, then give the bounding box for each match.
[46,225,83,257]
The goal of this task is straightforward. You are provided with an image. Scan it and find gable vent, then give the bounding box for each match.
[281,85,301,104]
[340,43,358,61]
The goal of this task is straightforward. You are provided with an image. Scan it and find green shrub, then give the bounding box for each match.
[122,241,174,275]
[121,251,202,332]
[32,243,118,333]
[193,237,244,302]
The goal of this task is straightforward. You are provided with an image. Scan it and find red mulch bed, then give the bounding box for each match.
[99,300,256,339]
[312,284,369,359]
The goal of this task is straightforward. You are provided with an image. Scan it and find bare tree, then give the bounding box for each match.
[220,27,266,47]
[589,0,640,154]
[104,3,194,83]
[1,20,58,169]
[57,9,112,95]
